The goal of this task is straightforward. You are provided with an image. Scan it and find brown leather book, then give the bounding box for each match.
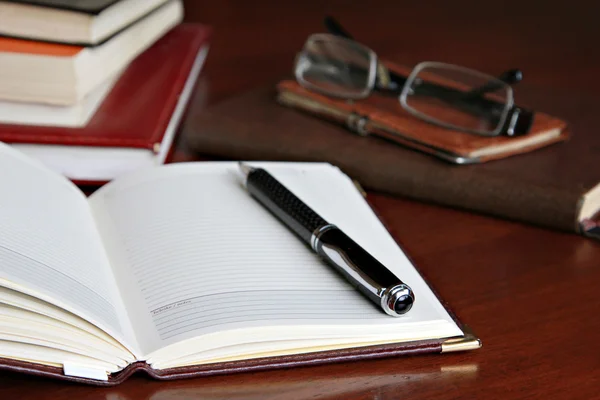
[182,86,599,239]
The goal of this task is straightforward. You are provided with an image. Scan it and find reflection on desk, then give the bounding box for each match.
[0,358,478,400]
[119,361,477,400]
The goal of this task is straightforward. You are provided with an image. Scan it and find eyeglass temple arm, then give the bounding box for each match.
[381,68,524,97]
[324,16,401,91]
[323,16,401,92]
[324,16,354,40]
[324,16,524,94]
[464,69,523,98]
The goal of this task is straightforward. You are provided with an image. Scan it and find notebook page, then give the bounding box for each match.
[89,162,461,358]
[0,144,137,354]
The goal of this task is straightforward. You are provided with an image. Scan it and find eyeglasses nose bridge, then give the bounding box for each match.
[376,63,391,89]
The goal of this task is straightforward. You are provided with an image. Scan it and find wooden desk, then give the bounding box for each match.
[2,0,599,398]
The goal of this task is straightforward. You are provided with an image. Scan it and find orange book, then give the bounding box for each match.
[0,37,82,57]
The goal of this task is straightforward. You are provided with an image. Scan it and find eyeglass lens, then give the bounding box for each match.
[402,64,513,135]
[296,36,376,99]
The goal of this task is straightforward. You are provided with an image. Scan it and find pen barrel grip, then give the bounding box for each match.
[246,169,328,243]
[314,228,414,316]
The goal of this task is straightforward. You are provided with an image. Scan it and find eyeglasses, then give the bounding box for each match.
[294,17,535,137]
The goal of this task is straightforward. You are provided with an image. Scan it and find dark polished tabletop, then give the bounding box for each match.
[2,0,600,399]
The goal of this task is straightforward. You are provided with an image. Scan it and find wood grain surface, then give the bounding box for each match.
[1,0,599,399]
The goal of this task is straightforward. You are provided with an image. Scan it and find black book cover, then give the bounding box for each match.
[3,0,121,14]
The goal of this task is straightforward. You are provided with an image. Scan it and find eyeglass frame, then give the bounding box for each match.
[323,15,534,137]
[399,61,515,137]
[294,18,535,137]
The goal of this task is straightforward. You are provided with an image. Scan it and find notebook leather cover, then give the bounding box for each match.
[181,85,598,236]
[0,336,477,385]
[0,23,211,152]
[0,191,480,385]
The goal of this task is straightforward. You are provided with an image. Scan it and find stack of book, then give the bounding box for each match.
[0,0,211,182]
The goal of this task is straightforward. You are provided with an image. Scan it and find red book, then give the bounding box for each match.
[0,23,211,182]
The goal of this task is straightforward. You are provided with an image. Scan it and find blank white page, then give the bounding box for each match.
[90,162,461,358]
[0,144,137,354]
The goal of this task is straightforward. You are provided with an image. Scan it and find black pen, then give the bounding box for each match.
[238,163,415,316]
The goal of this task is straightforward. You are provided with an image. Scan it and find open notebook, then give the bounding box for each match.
[0,143,479,385]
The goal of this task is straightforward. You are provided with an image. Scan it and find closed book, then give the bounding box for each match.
[0,23,211,182]
[0,143,479,385]
[181,86,600,239]
[0,0,172,45]
[0,0,183,105]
